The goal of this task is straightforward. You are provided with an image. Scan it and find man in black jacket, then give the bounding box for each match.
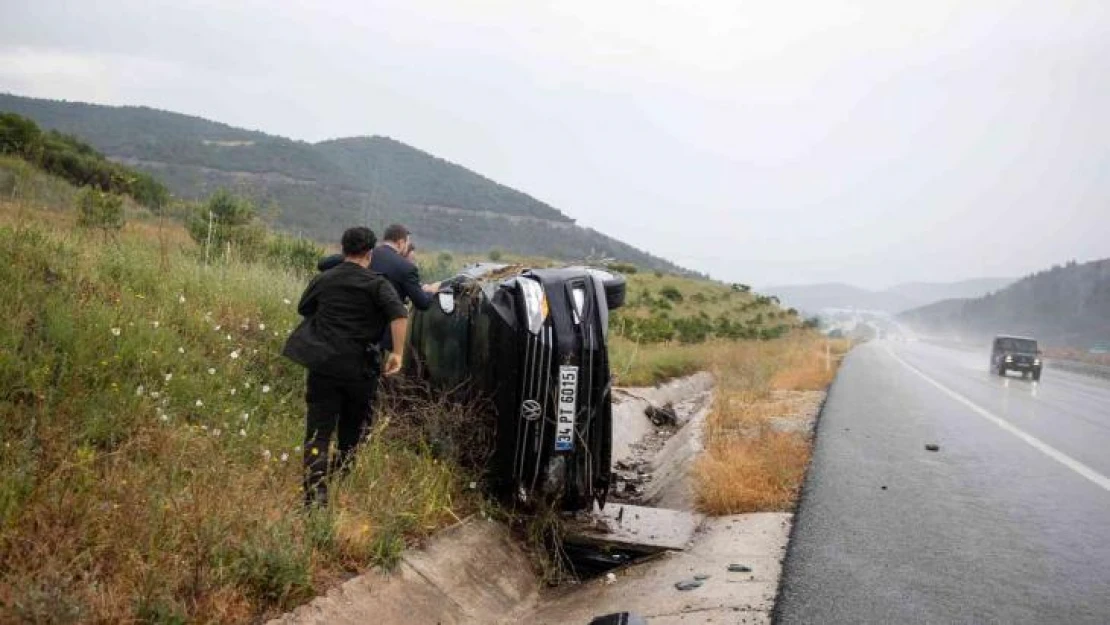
[318,223,440,352]
[283,227,408,507]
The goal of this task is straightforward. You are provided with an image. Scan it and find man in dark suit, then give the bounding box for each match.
[373,224,440,321]
[317,224,440,352]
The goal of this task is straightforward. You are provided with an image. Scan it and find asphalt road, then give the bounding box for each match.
[775,340,1110,624]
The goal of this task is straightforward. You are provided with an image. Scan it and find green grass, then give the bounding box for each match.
[0,200,478,623]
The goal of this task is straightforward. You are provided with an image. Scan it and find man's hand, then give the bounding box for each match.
[422,281,442,293]
[383,352,403,376]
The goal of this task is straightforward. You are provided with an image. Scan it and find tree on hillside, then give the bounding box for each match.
[187,189,265,263]
[76,187,125,238]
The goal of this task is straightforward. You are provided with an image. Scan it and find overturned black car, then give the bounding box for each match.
[406,264,626,512]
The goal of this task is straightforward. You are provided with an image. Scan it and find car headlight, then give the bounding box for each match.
[517,277,548,334]
[571,286,586,324]
[1005,355,1013,362]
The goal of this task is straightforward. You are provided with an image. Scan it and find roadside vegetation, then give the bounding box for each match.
[0,161,481,623]
[693,337,850,514]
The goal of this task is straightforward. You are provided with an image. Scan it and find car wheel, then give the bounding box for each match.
[997,366,1006,377]
[1032,370,1041,382]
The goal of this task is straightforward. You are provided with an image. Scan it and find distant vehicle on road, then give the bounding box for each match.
[990,335,1042,381]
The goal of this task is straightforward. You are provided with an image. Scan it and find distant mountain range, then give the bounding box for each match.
[0,93,691,274]
[899,259,1110,348]
[764,277,1014,314]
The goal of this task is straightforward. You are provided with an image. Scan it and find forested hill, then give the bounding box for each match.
[0,93,689,273]
[899,258,1110,347]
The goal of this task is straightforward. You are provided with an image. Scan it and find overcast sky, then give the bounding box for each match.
[1,0,1107,288]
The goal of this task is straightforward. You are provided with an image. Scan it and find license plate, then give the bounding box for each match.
[555,366,578,451]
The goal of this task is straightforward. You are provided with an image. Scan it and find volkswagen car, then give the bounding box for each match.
[406,263,626,511]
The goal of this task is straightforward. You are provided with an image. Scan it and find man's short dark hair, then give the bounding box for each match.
[341,227,376,256]
[382,224,411,243]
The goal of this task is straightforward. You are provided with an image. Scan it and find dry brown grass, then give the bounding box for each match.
[692,333,849,515]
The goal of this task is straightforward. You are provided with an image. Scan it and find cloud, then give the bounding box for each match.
[2,0,1108,287]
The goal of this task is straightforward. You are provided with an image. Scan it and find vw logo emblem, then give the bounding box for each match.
[521,399,543,422]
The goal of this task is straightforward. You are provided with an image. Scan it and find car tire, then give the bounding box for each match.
[1032,370,1041,382]
[997,366,1006,377]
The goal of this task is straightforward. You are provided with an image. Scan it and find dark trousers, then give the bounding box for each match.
[303,370,377,505]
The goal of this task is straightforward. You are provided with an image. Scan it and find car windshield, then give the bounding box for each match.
[998,338,1038,353]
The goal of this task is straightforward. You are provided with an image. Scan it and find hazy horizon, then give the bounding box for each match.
[2,1,1108,289]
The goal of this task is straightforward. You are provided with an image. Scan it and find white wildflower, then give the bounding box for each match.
[283,298,291,305]
[150,391,161,399]
[273,331,279,337]
[214,324,221,331]
[244,382,251,389]
[241,412,249,421]
[259,323,266,331]
[164,373,173,382]
[200,424,208,430]
[261,385,271,394]
[135,385,144,396]
[159,414,169,422]
[280,452,289,462]
[152,321,160,329]
[207,367,216,375]
[230,350,240,360]
[226,334,232,341]
[212,428,221,437]
[230,388,237,396]
[195,399,204,407]
[110,327,121,337]
[178,294,186,304]
[262,449,272,460]
[294,446,302,453]
[239,428,246,437]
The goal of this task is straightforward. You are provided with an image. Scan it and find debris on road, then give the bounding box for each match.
[674,579,703,591]
[645,402,678,427]
[925,443,940,452]
[728,564,753,573]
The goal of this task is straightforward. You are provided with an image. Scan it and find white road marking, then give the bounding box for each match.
[886,347,1110,493]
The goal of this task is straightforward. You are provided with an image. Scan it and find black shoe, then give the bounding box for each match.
[303,485,329,509]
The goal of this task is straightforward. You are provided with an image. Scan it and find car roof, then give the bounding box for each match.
[994,335,1038,341]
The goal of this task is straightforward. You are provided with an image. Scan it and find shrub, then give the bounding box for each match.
[75,187,125,236]
[675,316,711,344]
[266,233,324,274]
[488,248,503,261]
[186,190,267,263]
[659,286,683,302]
[606,262,638,274]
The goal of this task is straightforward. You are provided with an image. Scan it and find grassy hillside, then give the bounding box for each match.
[0,93,691,275]
[0,176,482,622]
[900,259,1110,347]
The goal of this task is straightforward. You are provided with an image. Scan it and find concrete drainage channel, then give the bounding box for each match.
[271,373,810,625]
